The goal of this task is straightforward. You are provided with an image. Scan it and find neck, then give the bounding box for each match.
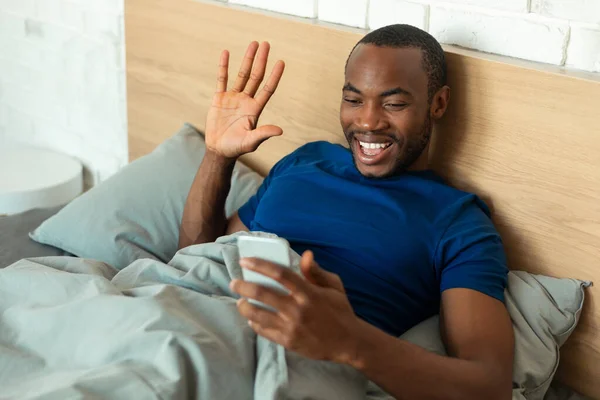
[407,143,431,171]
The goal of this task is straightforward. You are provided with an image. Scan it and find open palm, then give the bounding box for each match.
[205,41,285,159]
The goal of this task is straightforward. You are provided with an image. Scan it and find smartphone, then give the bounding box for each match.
[237,236,292,312]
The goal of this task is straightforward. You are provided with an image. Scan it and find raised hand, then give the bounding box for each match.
[205,41,285,159]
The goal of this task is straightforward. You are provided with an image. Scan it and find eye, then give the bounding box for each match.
[343,98,361,105]
[385,103,408,110]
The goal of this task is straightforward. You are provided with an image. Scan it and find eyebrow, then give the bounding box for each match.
[343,82,413,98]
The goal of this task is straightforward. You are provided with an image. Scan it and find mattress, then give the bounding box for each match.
[0,206,72,268]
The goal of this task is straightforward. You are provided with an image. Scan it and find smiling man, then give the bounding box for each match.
[342,44,438,178]
[179,24,514,400]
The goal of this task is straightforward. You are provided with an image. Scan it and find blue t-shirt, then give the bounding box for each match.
[238,141,508,336]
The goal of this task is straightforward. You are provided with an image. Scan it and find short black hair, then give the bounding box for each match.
[346,24,447,102]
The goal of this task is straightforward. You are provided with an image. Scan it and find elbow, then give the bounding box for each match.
[474,353,513,400]
[463,384,510,400]
[177,238,188,251]
[488,390,512,400]
[479,375,513,400]
[459,366,512,400]
[177,232,194,250]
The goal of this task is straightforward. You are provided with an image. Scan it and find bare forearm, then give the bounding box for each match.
[349,320,511,400]
[178,151,236,249]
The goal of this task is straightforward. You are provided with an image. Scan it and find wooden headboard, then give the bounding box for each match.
[125,0,600,397]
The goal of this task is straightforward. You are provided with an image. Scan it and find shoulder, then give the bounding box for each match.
[411,173,492,225]
[434,192,508,301]
[429,186,497,253]
[415,179,500,253]
[400,172,492,226]
[433,189,504,270]
[438,191,493,232]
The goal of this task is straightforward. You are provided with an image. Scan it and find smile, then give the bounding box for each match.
[358,141,392,150]
[353,138,395,165]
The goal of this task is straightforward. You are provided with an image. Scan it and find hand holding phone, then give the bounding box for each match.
[237,235,293,312]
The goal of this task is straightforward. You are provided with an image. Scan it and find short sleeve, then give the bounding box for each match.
[435,197,508,302]
[237,152,295,229]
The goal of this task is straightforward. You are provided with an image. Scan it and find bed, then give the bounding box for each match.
[125,0,600,398]
[1,0,599,398]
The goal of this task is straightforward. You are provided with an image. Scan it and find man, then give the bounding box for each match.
[179,25,514,400]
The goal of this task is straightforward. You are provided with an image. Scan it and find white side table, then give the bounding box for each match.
[0,143,83,215]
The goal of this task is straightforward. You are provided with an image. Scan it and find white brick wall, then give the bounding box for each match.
[1,0,598,192]
[429,0,529,13]
[318,0,369,28]
[226,0,600,75]
[532,0,600,25]
[368,0,429,31]
[430,7,569,65]
[37,0,84,31]
[0,0,35,15]
[229,0,317,18]
[0,0,127,186]
[566,23,600,72]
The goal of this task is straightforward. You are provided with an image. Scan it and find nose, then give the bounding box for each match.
[356,103,388,132]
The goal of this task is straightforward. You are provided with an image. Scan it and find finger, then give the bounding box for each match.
[300,250,345,292]
[239,125,283,155]
[243,41,270,97]
[249,321,288,346]
[232,41,259,93]
[231,279,296,317]
[248,124,283,147]
[240,257,309,298]
[237,298,286,330]
[255,60,285,108]
[216,50,229,92]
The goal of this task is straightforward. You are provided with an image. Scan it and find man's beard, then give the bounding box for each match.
[346,115,432,178]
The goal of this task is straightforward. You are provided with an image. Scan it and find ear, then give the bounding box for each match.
[430,85,450,120]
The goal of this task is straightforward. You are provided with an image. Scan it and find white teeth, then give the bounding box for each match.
[359,141,390,149]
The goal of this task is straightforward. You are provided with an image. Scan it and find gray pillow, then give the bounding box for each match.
[30,123,263,269]
[367,271,591,400]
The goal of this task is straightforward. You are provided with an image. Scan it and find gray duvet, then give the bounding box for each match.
[0,228,590,400]
[0,231,365,400]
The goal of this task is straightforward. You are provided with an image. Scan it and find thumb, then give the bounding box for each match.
[300,250,345,292]
[249,124,283,147]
